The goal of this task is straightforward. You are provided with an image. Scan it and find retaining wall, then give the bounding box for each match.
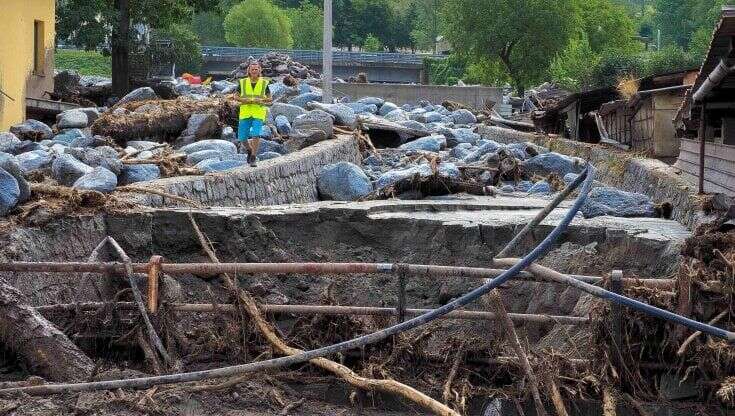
[331,82,503,110]
[477,125,712,230]
[126,134,361,208]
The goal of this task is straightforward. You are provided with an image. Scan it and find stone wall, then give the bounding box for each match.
[478,125,713,230]
[331,83,503,110]
[125,134,361,208]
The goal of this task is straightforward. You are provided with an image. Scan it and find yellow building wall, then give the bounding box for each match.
[0,0,55,131]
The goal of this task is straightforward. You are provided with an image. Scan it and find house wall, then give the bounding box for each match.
[675,138,735,196]
[0,0,55,131]
[631,98,654,152]
[652,92,684,157]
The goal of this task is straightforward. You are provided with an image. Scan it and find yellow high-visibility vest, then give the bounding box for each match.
[239,77,270,120]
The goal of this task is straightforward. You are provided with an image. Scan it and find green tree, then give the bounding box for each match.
[153,23,203,73]
[362,34,383,52]
[223,0,293,48]
[590,48,645,87]
[579,0,637,53]
[549,32,599,91]
[642,45,698,76]
[288,1,323,49]
[444,0,579,94]
[57,0,193,96]
[191,11,227,46]
[410,0,444,53]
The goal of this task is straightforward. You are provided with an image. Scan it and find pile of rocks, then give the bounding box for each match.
[230,52,319,80]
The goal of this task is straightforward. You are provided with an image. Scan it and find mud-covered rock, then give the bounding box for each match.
[581,187,656,218]
[523,152,584,177]
[73,167,117,193]
[52,154,94,186]
[9,119,53,140]
[317,162,373,201]
[177,113,220,147]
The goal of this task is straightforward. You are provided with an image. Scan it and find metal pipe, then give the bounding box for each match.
[693,59,735,102]
[0,261,676,289]
[36,302,587,325]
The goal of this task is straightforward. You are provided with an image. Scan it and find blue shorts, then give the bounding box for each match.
[238,118,263,141]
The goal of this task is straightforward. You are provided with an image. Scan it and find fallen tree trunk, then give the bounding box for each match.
[0,277,94,382]
[91,97,239,144]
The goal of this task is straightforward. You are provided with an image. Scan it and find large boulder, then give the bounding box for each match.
[119,164,161,185]
[76,107,102,124]
[52,154,94,186]
[259,151,281,161]
[17,150,53,173]
[67,146,123,175]
[116,87,158,106]
[177,113,220,147]
[257,139,288,155]
[384,109,409,122]
[417,111,443,123]
[447,128,481,147]
[274,115,292,135]
[451,109,477,125]
[0,153,30,203]
[399,135,446,152]
[345,102,378,114]
[9,119,53,140]
[186,149,226,165]
[73,167,118,193]
[357,96,385,107]
[269,102,307,123]
[56,110,89,129]
[288,92,322,108]
[307,102,357,127]
[522,152,585,177]
[317,162,373,201]
[581,187,656,219]
[0,132,21,154]
[179,139,237,155]
[463,140,504,163]
[53,129,86,145]
[293,110,334,137]
[0,167,20,216]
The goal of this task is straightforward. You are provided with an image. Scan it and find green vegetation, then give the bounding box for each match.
[152,23,203,74]
[224,0,293,48]
[362,34,383,52]
[55,50,112,77]
[288,1,323,50]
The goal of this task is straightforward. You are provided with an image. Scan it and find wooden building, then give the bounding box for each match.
[674,6,735,196]
[532,87,619,142]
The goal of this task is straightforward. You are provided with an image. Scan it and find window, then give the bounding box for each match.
[34,20,45,75]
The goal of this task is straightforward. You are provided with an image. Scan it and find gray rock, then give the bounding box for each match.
[17,150,53,173]
[117,87,158,106]
[127,140,162,150]
[522,152,585,177]
[307,102,357,127]
[293,110,334,137]
[221,126,236,142]
[581,187,656,219]
[357,96,385,106]
[56,110,89,129]
[384,109,409,122]
[52,154,94,186]
[119,164,161,185]
[450,145,471,160]
[288,92,322,108]
[378,102,399,116]
[516,181,533,192]
[0,132,21,154]
[76,107,102,124]
[345,102,378,114]
[399,135,446,152]
[317,162,373,201]
[501,184,515,193]
[258,139,288,155]
[451,109,477,125]
[270,102,307,123]
[211,80,237,93]
[0,167,20,216]
[376,162,460,189]
[0,153,30,203]
[53,129,86,145]
[274,115,292,135]
[398,120,427,131]
[68,146,123,175]
[180,139,237,155]
[418,111,443,123]
[528,181,551,194]
[284,130,328,151]
[463,140,504,163]
[196,158,247,173]
[70,135,107,148]
[259,151,281,161]
[9,119,53,140]
[447,128,481,147]
[183,113,220,139]
[73,167,117,193]
[187,149,226,165]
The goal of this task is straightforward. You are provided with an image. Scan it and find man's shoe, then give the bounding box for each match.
[247,152,257,167]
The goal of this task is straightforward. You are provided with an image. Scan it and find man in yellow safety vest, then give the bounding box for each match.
[235,61,272,166]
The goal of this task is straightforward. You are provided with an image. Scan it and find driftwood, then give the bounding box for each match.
[0,277,94,382]
[91,97,239,144]
[186,213,459,416]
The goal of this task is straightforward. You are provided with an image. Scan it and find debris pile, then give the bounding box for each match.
[230,52,319,80]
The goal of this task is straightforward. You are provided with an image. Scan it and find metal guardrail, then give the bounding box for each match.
[201,46,445,65]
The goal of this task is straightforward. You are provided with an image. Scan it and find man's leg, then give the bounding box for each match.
[237,119,252,154]
[247,119,263,166]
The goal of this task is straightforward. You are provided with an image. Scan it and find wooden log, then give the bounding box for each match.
[0,277,94,382]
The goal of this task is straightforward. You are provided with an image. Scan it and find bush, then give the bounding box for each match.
[590,48,645,88]
[425,54,466,86]
[55,49,111,77]
[362,34,383,52]
[549,32,599,92]
[288,1,323,50]
[642,45,699,77]
[192,11,227,46]
[153,24,203,74]
[224,0,293,48]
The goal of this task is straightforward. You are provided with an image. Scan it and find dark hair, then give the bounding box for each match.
[248,61,261,69]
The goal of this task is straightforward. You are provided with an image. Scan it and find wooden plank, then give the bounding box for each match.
[675,159,735,193]
[678,149,735,174]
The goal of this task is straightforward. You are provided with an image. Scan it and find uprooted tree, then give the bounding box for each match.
[0,277,94,382]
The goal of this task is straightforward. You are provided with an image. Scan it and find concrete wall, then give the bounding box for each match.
[477,125,713,230]
[127,135,361,208]
[652,93,683,157]
[331,83,503,110]
[0,0,55,130]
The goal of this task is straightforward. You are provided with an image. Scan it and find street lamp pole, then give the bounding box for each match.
[322,0,333,103]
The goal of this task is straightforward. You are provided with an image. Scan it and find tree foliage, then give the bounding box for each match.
[153,23,203,73]
[191,11,227,46]
[549,33,599,91]
[288,1,323,49]
[223,0,293,48]
[410,0,444,52]
[362,34,383,52]
[443,0,579,94]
